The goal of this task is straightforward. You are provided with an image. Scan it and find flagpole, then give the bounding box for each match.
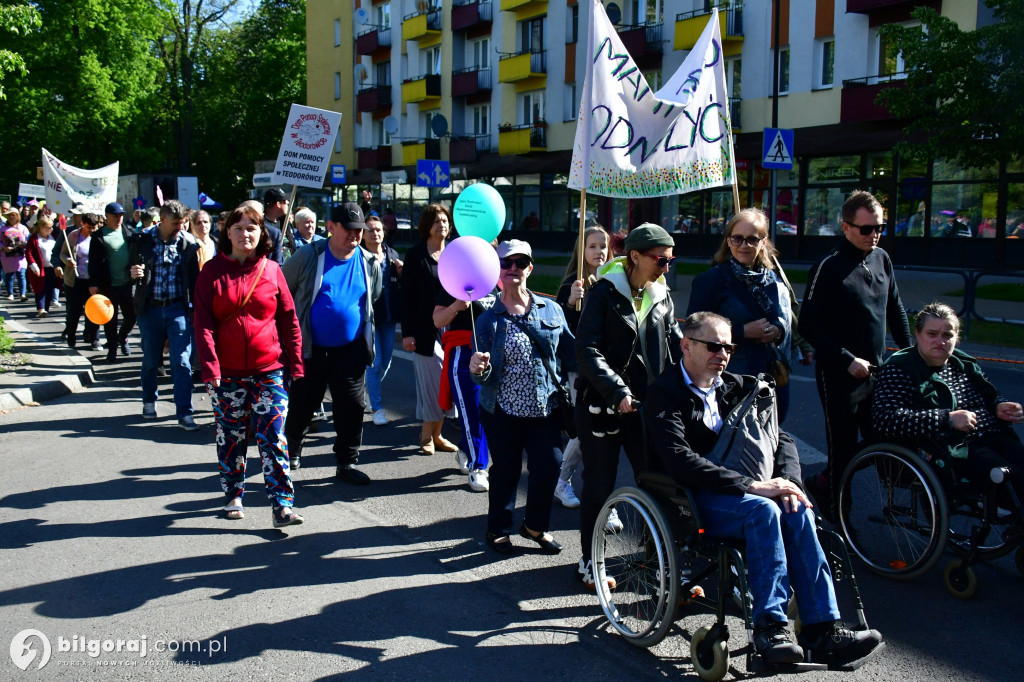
[575,188,587,311]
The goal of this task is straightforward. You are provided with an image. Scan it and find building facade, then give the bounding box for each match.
[306,0,1022,269]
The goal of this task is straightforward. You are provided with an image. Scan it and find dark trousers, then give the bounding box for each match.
[967,430,1024,507]
[479,406,562,536]
[33,269,59,311]
[815,365,872,492]
[102,283,137,349]
[286,340,367,466]
[577,402,647,561]
[63,279,98,344]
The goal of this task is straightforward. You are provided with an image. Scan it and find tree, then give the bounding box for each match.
[878,0,1024,169]
[0,3,41,100]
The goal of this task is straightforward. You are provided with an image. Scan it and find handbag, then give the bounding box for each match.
[768,345,790,387]
[504,313,577,439]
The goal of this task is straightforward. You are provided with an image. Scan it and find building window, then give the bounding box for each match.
[472,38,490,69]
[335,133,342,154]
[334,18,341,46]
[523,91,545,124]
[876,30,906,78]
[566,5,578,44]
[374,120,392,147]
[376,3,391,28]
[376,61,391,86]
[725,58,741,98]
[473,105,490,135]
[334,72,341,100]
[815,38,834,89]
[563,83,577,122]
[523,17,544,52]
[778,48,790,95]
[426,46,441,76]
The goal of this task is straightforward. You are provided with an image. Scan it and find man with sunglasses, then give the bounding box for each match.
[645,311,884,669]
[799,190,912,520]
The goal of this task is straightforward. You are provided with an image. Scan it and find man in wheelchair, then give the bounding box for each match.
[871,302,1024,525]
[645,312,883,668]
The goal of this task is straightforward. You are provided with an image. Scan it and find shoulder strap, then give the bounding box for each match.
[224,258,268,322]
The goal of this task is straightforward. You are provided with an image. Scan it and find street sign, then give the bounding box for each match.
[252,173,275,187]
[331,164,346,184]
[381,170,407,185]
[416,159,450,188]
[762,128,794,170]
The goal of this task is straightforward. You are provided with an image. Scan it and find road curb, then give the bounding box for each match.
[0,314,94,410]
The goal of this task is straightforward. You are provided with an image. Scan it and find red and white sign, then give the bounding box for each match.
[271,104,342,189]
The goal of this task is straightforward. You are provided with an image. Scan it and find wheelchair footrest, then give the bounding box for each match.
[749,659,827,675]
[821,641,886,672]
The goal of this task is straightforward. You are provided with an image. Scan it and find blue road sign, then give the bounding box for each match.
[762,128,794,170]
[416,159,450,188]
[330,165,346,184]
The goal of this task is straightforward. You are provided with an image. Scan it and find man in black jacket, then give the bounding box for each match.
[645,312,883,669]
[798,190,912,518]
[262,188,287,263]
[88,202,137,362]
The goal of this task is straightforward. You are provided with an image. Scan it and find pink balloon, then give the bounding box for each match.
[438,236,499,302]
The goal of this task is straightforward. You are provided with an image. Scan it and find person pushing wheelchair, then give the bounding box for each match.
[644,311,884,668]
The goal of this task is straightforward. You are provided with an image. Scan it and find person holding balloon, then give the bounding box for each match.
[58,212,102,350]
[469,239,576,555]
[400,203,458,455]
[573,223,684,589]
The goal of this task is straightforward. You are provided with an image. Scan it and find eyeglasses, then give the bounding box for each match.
[686,337,737,355]
[640,253,677,269]
[499,256,532,270]
[728,234,765,248]
[845,221,886,236]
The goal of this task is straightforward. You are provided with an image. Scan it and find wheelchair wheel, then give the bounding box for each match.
[838,445,948,580]
[947,501,1017,560]
[592,486,679,648]
[690,626,729,682]
[943,560,979,600]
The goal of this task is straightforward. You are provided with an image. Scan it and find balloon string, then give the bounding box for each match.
[469,299,478,353]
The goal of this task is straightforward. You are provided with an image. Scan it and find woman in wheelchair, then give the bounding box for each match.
[645,312,883,668]
[871,303,1024,514]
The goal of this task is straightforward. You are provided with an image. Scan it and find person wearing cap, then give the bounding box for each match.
[86,202,138,362]
[262,188,288,264]
[468,239,576,554]
[573,222,684,590]
[282,202,382,485]
[58,212,102,348]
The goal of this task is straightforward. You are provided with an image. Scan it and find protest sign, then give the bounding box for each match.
[41,148,119,213]
[569,1,735,198]
[271,104,343,189]
[17,183,46,199]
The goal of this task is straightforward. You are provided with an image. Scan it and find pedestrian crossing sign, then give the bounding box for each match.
[762,128,794,170]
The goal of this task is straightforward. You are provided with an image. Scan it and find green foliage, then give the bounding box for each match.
[0,4,41,100]
[0,319,15,354]
[878,1,1023,169]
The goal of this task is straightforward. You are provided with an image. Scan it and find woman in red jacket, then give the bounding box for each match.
[194,204,305,528]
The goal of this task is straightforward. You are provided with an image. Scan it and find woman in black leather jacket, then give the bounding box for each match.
[574,223,683,589]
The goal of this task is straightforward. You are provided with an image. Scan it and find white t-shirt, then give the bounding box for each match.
[37,235,56,267]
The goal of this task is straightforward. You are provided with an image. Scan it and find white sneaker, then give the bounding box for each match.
[51,300,62,308]
[6,295,12,301]
[578,558,616,591]
[605,507,624,533]
[468,468,489,492]
[456,450,470,474]
[554,479,581,508]
[37,309,47,318]
[372,409,389,426]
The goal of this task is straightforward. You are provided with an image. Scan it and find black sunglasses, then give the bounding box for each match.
[846,221,886,236]
[640,252,677,268]
[728,234,765,248]
[687,337,737,354]
[499,256,532,270]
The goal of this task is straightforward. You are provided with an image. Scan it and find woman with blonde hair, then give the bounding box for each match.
[190,209,217,268]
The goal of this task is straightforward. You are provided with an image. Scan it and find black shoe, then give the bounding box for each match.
[799,622,884,669]
[518,522,563,554]
[804,473,835,524]
[753,620,804,665]
[335,464,370,485]
[486,531,517,555]
[105,349,117,364]
[120,340,132,356]
[290,453,301,470]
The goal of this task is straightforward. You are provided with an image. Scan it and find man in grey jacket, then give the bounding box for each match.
[282,202,381,484]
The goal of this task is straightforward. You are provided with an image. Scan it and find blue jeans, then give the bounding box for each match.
[691,490,839,627]
[365,321,396,412]
[4,268,27,297]
[137,301,194,417]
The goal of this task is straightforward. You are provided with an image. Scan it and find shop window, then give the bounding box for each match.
[802,186,857,237]
[668,193,703,234]
[932,158,998,182]
[931,182,998,238]
[807,156,859,184]
[1007,184,1024,238]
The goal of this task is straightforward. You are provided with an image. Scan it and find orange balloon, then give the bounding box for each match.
[85,294,114,325]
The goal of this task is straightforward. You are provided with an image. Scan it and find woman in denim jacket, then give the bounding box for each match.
[470,240,576,555]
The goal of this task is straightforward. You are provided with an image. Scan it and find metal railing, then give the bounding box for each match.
[676,4,743,37]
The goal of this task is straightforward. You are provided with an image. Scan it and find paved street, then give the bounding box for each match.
[1,296,1023,680]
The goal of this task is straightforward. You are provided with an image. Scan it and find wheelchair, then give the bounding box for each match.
[591,472,874,682]
[837,440,1024,599]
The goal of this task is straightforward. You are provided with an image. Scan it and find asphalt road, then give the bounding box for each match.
[1,311,1023,680]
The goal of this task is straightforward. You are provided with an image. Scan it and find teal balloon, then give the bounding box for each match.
[453,183,505,242]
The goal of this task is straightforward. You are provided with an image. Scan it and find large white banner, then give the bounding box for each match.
[41,148,119,214]
[569,1,735,198]
[271,104,343,189]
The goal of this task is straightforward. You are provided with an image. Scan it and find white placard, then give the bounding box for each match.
[271,104,343,189]
[18,183,46,198]
[41,148,119,213]
[177,176,200,210]
[381,170,408,185]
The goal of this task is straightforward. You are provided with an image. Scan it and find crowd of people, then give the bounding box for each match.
[3,188,1023,671]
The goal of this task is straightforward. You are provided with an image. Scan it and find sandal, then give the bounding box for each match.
[223,500,244,520]
[485,531,517,555]
[433,437,458,453]
[518,522,562,554]
[272,506,304,528]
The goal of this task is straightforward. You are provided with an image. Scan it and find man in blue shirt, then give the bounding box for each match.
[282,202,381,484]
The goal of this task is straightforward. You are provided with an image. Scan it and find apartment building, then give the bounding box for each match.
[307,1,1021,268]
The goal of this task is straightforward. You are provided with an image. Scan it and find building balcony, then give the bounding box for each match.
[401,138,442,166]
[450,134,491,163]
[840,74,906,123]
[497,123,546,155]
[617,23,663,70]
[674,5,743,55]
[357,145,392,169]
[356,85,392,113]
[452,0,493,32]
[402,9,442,47]
[846,0,933,12]
[401,74,442,108]
[451,67,492,98]
[499,0,547,13]
[497,50,546,84]
[355,26,392,56]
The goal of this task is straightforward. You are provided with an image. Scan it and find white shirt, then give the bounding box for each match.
[680,361,724,434]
